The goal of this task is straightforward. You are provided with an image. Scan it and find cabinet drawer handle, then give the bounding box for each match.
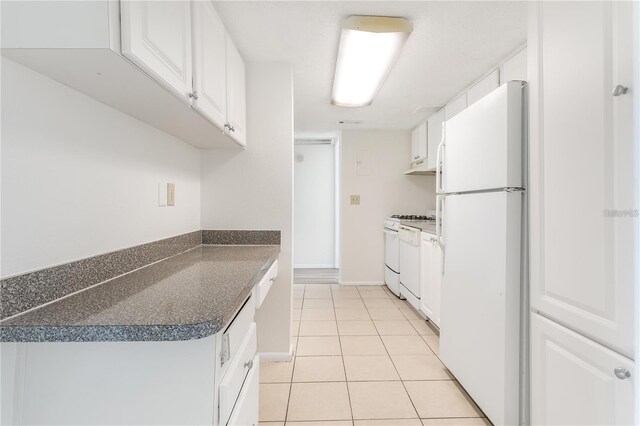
[614,367,631,380]
[220,333,230,365]
[269,276,275,282]
[189,91,199,100]
[612,85,628,96]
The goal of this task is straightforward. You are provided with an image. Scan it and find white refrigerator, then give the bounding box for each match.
[436,81,525,426]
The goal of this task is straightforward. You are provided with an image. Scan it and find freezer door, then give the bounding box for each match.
[439,191,522,426]
[442,81,523,193]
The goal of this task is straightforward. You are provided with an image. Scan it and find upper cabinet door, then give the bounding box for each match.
[529,1,636,357]
[500,48,527,85]
[427,109,444,170]
[191,1,227,129]
[120,1,193,100]
[466,69,500,107]
[411,122,427,164]
[444,93,467,121]
[226,37,247,146]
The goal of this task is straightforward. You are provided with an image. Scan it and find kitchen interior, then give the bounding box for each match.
[0,1,638,426]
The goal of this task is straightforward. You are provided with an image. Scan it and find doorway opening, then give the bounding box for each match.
[293,134,340,284]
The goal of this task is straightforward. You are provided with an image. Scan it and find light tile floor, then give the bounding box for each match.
[260,284,491,426]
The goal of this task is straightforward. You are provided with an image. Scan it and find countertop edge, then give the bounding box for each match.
[0,251,279,343]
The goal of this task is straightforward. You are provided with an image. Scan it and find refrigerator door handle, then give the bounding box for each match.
[436,121,446,194]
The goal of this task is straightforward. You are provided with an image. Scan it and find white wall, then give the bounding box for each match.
[201,63,293,355]
[340,130,436,284]
[0,58,201,278]
[293,143,335,268]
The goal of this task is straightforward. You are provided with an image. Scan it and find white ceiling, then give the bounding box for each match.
[214,1,527,133]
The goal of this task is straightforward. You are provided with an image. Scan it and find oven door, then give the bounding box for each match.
[384,229,399,273]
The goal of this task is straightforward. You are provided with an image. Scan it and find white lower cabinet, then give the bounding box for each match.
[419,232,441,327]
[531,313,635,426]
[0,293,264,425]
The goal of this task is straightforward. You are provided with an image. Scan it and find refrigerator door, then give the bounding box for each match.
[441,81,523,193]
[439,190,522,426]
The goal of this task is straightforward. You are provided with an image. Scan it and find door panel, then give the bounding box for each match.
[121,1,192,99]
[427,109,444,170]
[529,1,636,357]
[420,233,441,326]
[531,313,635,425]
[439,191,522,426]
[226,37,246,146]
[443,82,523,193]
[227,355,259,426]
[191,0,226,128]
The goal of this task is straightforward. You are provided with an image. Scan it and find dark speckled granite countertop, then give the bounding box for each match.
[0,245,279,343]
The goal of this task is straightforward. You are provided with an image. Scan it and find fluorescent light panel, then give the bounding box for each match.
[332,16,413,107]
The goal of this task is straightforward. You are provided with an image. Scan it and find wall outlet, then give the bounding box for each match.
[158,182,167,206]
[350,195,360,205]
[167,183,175,206]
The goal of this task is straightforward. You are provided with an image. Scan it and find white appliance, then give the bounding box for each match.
[398,224,421,310]
[383,218,400,297]
[436,81,525,426]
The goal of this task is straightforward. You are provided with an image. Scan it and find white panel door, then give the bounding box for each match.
[443,82,523,193]
[191,0,226,129]
[410,126,420,163]
[439,191,522,426]
[531,313,635,425]
[420,232,441,327]
[467,69,500,106]
[529,1,636,358]
[120,1,192,100]
[427,109,444,170]
[226,36,247,146]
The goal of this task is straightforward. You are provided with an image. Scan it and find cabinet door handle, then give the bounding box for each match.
[224,123,236,133]
[189,91,199,100]
[614,367,631,380]
[244,358,254,370]
[612,85,628,96]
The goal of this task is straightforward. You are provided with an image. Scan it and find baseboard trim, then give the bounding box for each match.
[339,281,384,286]
[258,344,294,362]
[293,264,336,269]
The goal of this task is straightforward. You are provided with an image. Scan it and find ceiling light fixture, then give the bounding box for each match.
[332,16,413,107]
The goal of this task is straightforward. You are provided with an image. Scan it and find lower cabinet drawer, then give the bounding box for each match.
[219,322,257,425]
[255,260,278,309]
[220,295,255,373]
[227,354,260,426]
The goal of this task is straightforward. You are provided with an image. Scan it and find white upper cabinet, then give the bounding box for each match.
[410,121,428,165]
[529,1,636,358]
[191,0,227,129]
[466,69,500,107]
[426,109,445,171]
[444,93,467,121]
[120,1,193,101]
[500,48,527,84]
[1,0,246,149]
[225,37,247,146]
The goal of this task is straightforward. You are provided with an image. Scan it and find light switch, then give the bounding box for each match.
[167,183,175,206]
[158,182,167,206]
[350,195,360,205]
